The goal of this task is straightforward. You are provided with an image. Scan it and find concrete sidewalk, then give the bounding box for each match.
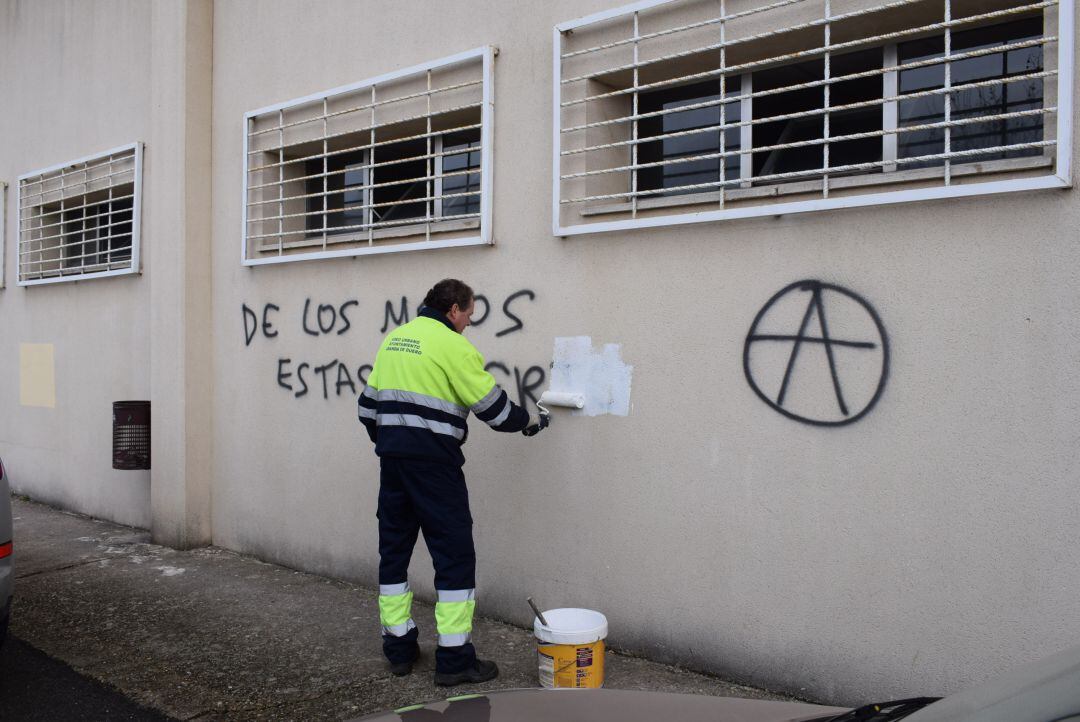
[9,497,790,721]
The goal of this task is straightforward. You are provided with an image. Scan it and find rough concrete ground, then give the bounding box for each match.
[10,497,793,721]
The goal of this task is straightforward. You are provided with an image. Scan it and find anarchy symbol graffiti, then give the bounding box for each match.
[743,280,889,427]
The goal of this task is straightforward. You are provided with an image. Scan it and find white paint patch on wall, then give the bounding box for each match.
[549,336,633,417]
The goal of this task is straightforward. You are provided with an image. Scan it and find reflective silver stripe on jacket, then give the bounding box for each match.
[383,619,417,637]
[436,588,476,603]
[437,632,472,647]
[378,389,468,418]
[360,385,378,401]
[486,399,511,428]
[380,582,410,596]
[377,413,465,440]
[358,404,377,420]
[471,385,502,415]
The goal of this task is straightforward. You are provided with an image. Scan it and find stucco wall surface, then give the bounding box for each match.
[0,0,154,527]
[207,0,1080,705]
[209,0,1080,705]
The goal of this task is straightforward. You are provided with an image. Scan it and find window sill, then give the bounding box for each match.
[579,155,1054,217]
[257,217,481,253]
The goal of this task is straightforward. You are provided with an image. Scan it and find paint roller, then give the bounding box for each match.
[536,391,585,413]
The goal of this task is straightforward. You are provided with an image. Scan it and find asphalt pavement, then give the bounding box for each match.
[0,634,174,721]
[7,497,790,720]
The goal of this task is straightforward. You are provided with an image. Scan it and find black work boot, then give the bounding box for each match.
[389,648,419,677]
[434,658,499,687]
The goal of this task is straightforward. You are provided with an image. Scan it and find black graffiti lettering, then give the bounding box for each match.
[484,361,511,378]
[262,303,280,338]
[277,358,293,391]
[496,290,535,337]
[314,360,339,400]
[471,294,491,326]
[382,297,410,333]
[337,300,359,335]
[335,363,357,396]
[357,364,373,387]
[294,363,310,398]
[302,298,319,337]
[317,304,337,334]
[243,304,258,346]
[518,365,546,407]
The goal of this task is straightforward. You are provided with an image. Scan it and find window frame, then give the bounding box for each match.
[17,142,144,286]
[241,46,495,267]
[552,0,1074,237]
[1,181,7,289]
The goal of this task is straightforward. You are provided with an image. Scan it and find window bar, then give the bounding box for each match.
[719,0,726,209]
[562,28,1053,136]
[560,106,1054,181]
[249,166,480,207]
[107,161,115,266]
[369,84,376,245]
[253,187,482,225]
[434,136,445,218]
[561,138,1055,205]
[248,120,486,175]
[322,97,329,251]
[741,73,753,187]
[246,79,483,139]
[562,6,1055,110]
[277,109,285,255]
[632,11,641,218]
[564,64,1053,160]
[59,178,66,275]
[561,0,955,87]
[883,44,899,172]
[23,192,137,229]
[426,69,433,241]
[823,0,831,199]
[944,0,953,185]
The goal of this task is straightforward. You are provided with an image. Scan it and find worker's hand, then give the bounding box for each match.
[522,411,550,437]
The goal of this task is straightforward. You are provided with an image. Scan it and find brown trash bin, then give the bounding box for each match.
[113,400,150,470]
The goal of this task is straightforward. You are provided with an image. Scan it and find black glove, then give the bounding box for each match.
[522,411,550,437]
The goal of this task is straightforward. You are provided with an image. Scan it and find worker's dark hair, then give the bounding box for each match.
[422,279,474,313]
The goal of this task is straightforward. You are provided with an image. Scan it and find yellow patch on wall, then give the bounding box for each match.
[20,343,56,408]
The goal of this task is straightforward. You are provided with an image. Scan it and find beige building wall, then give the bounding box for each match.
[2,0,1078,705]
[0,0,155,526]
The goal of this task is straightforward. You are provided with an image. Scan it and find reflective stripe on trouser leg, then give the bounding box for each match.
[379,582,416,637]
[435,588,475,647]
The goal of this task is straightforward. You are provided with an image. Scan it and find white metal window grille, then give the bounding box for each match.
[243,46,495,265]
[17,143,143,285]
[553,0,1073,236]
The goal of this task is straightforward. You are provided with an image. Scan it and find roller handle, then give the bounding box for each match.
[527,597,550,627]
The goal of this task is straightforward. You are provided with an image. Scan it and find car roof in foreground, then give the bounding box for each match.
[904,643,1080,722]
[353,687,848,722]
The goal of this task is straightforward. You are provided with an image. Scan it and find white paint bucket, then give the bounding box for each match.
[534,608,608,689]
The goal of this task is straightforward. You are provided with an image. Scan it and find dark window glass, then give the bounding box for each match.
[371,138,428,223]
[898,18,1044,167]
[305,153,357,235]
[62,196,133,268]
[441,129,481,216]
[752,48,882,182]
[305,138,431,235]
[638,77,741,195]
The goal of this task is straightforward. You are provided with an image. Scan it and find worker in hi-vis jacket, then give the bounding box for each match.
[358,278,549,686]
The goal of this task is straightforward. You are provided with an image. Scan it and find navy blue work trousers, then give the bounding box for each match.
[378,457,477,672]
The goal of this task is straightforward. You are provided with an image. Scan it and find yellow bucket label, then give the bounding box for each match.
[537,640,605,688]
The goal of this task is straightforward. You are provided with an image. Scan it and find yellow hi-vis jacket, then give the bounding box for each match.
[358,307,529,465]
